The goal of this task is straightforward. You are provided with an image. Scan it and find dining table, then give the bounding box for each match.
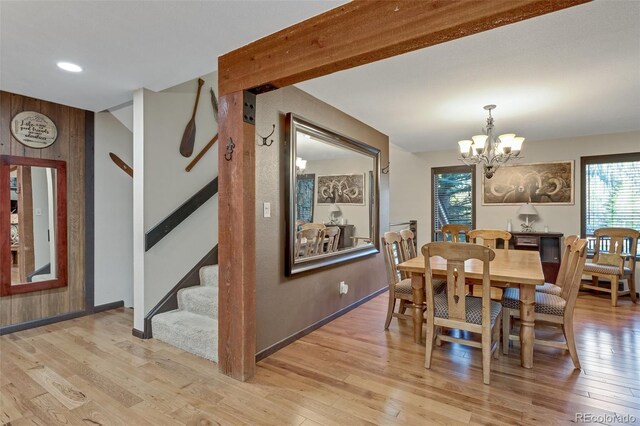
[397,249,544,369]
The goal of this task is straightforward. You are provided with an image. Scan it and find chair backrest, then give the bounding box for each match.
[301,223,326,231]
[592,227,639,274]
[468,229,512,251]
[323,226,341,253]
[552,235,578,288]
[295,228,323,258]
[400,229,417,260]
[422,242,495,326]
[560,238,588,317]
[441,224,470,242]
[382,231,405,285]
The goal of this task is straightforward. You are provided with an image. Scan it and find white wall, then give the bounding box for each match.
[390,130,640,282]
[133,72,219,329]
[94,111,134,307]
[389,143,430,246]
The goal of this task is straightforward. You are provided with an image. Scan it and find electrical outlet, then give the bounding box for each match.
[339,281,349,295]
[263,202,271,218]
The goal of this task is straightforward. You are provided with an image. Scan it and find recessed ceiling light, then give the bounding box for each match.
[57,62,82,73]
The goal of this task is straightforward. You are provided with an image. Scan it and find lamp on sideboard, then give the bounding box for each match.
[328,203,341,225]
[517,203,538,232]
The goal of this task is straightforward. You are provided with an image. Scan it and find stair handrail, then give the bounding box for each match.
[145,177,218,251]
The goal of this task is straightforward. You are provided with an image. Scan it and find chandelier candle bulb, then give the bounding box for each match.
[458,140,472,157]
[512,137,525,155]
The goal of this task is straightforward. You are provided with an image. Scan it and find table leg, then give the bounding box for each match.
[411,273,424,344]
[519,284,535,368]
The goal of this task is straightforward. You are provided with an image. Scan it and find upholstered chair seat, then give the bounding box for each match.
[535,282,562,296]
[395,278,447,296]
[583,263,631,275]
[503,288,566,316]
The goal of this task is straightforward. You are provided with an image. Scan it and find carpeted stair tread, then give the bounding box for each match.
[199,265,218,287]
[177,286,217,318]
[152,310,218,362]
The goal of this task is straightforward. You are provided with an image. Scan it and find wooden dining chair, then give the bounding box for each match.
[441,224,470,242]
[295,228,323,259]
[536,235,578,296]
[382,232,414,329]
[502,238,588,369]
[383,231,447,330]
[422,242,502,385]
[468,229,512,250]
[323,226,341,253]
[400,229,417,260]
[579,228,638,307]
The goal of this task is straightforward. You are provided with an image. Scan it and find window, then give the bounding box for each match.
[581,152,640,256]
[432,165,476,241]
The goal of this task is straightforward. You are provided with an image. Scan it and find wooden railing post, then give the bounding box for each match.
[217,91,256,381]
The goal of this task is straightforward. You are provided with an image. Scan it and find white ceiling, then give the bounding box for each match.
[2,1,639,153]
[0,1,344,112]
[298,1,640,152]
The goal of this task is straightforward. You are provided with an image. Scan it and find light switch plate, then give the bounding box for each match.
[263,202,271,218]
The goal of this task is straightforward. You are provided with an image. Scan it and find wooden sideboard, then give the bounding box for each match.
[499,232,564,283]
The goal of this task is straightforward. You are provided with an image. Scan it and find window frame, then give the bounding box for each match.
[431,165,476,242]
[580,152,640,259]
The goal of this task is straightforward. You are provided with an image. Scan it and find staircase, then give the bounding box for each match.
[152,265,218,362]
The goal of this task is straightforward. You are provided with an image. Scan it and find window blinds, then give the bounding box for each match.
[584,161,640,234]
[433,170,473,241]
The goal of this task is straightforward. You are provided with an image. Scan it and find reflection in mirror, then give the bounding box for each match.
[2,155,67,296]
[9,166,58,285]
[286,113,380,275]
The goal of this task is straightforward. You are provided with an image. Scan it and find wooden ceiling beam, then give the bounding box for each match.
[218,0,590,96]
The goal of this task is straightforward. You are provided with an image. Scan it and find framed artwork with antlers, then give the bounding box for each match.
[482,160,574,205]
[317,173,365,205]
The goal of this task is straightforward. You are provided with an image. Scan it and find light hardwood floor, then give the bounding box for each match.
[1,292,639,425]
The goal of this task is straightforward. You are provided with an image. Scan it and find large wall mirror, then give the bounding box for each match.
[285,113,380,276]
[1,155,67,296]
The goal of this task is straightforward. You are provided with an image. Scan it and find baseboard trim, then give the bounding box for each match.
[142,245,218,339]
[132,328,145,339]
[0,310,86,336]
[94,300,125,313]
[255,286,388,362]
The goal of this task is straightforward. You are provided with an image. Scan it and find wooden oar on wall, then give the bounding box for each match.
[185,87,219,172]
[109,152,133,177]
[179,78,205,158]
[185,134,218,172]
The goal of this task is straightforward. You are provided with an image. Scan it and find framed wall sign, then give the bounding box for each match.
[10,111,58,149]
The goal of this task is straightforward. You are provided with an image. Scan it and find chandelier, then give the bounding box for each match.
[458,105,524,179]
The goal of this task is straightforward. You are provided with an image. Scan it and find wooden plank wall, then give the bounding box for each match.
[0,91,87,326]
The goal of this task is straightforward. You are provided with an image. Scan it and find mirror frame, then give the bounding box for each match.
[285,113,380,276]
[1,155,67,296]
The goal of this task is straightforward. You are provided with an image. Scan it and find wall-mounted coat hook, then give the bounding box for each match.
[382,162,390,174]
[225,137,235,161]
[257,124,275,147]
